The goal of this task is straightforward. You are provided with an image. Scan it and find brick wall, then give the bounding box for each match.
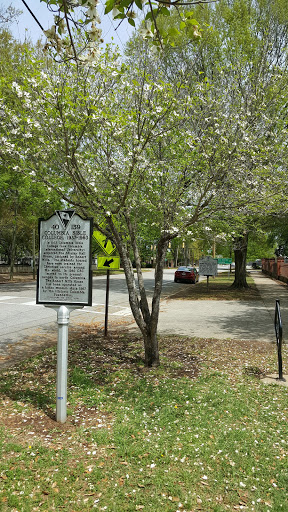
[262,258,288,284]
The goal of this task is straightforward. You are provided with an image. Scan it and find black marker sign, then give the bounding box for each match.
[37,210,93,306]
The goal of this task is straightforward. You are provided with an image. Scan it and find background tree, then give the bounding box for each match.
[151,0,288,287]
[0,3,21,26]
[264,215,288,258]
[0,151,62,280]
[0,26,62,278]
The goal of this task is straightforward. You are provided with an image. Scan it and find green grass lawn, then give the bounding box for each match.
[0,330,287,512]
[170,273,261,301]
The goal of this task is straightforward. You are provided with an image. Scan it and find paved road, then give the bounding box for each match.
[0,274,128,345]
[1,269,287,367]
[0,269,178,345]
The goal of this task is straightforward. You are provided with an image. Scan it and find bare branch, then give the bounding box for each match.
[20,0,44,31]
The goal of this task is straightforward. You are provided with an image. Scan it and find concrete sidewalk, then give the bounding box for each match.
[157,271,288,343]
[251,271,288,331]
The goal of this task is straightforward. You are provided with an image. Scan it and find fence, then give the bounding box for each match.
[262,258,288,284]
[0,265,34,274]
[274,299,284,380]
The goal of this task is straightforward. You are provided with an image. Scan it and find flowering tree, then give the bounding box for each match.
[152,0,288,287]
[215,0,288,287]
[2,33,287,363]
[2,52,200,363]
[0,28,62,278]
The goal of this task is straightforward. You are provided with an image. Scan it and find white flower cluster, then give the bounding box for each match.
[12,81,23,97]
[43,0,103,63]
[139,21,153,40]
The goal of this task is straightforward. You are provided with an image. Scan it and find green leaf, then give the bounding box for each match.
[180,21,186,30]
[159,6,170,16]
[135,0,143,10]
[186,19,199,26]
[128,18,136,27]
[168,27,180,37]
[118,0,134,8]
[104,0,115,15]
[113,13,126,19]
[158,27,167,37]
[145,9,158,21]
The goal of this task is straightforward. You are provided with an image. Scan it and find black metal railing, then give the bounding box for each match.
[274,299,284,380]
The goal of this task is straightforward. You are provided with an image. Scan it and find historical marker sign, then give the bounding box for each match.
[37,210,93,306]
[199,256,218,277]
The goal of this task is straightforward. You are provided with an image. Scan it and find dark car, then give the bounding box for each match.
[174,266,199,284]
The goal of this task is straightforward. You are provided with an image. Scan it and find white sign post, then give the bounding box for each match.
[37,210,93,423]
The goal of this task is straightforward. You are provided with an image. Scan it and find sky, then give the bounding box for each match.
[5,0,136,52]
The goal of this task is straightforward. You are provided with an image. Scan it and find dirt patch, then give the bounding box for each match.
[0,320,134,370]
[0,397,114,451]
[168,283,261,301]
[159,335,278,381]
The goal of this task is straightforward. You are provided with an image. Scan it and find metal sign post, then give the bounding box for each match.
[37,210,93,423]
[104,270,110,337]
[93,229,119,336]
[47,305,81,423]
[56,306,70,423]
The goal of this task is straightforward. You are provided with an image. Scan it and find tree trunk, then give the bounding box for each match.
[175,246,179,267]
[231,232,249,289]
[9,229,16,281]
[9,194,18,281]
[109,216,168,367]
[143,329,159,367]
[32,227,36,280]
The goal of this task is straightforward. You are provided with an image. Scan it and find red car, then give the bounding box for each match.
[174,266,199,284]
